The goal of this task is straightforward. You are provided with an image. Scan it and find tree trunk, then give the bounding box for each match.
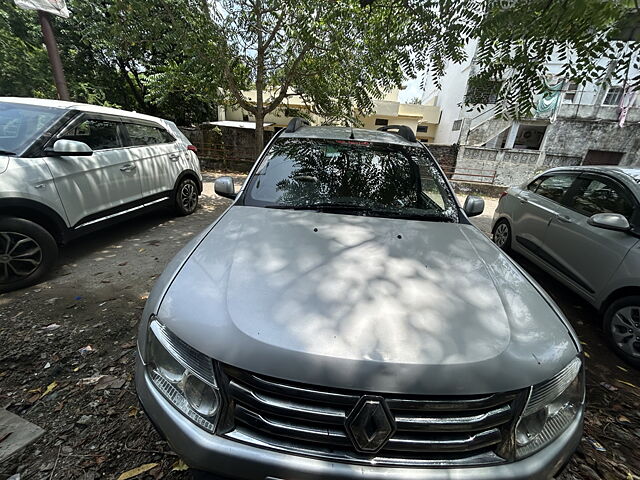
[255,109,264,157]
[254,0,265,156]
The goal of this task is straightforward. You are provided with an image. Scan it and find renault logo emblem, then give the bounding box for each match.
[345,396,396,453]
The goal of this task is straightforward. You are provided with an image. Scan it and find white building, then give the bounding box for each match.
[421,43,640,185]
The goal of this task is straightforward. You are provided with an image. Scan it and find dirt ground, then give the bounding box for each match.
[0,175,638,480]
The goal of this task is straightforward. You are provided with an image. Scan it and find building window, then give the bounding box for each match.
[603,86,624,106]
[452,120,462,131]
[375,118,389,126]
[506,124,547,150]
[563,82,580,103]
[465,78,500,105]
[242,114,249,122]
[417,125,428,133]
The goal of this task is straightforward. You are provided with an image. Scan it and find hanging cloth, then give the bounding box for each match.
[536,81,564,121]
[618,84,637,128]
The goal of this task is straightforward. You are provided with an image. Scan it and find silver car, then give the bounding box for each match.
[136,121,584,479]
[492,166,640,367]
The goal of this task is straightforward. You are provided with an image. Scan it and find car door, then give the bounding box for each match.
[121,120,185,198]
[44,114,143,227]
[510,173,578,255]
[542,174,639,298]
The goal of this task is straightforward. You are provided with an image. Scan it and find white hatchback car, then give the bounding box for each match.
[0,97,202,293]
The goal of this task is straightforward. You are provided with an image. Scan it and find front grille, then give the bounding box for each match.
[220,365,522,467]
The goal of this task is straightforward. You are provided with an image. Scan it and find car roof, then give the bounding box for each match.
[280,125,418,147]
[544,165,640,184]
[0,96,168,125]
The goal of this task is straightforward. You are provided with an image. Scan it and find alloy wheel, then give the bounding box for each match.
[493,223,509,248]
[181,182,198,212]
[0,231,43,284]
[610,306,640,358]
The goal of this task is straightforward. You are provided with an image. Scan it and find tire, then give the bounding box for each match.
[603,296,640,368]
[0,217,58,293]
[174,177,199,216]
[492,219,512,251]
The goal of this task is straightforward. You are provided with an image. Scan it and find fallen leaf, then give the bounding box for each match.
[41,381,57,397]
[617,365,628,372]
[128,406,139,417]
[584,351,591,359]
[618,380,639,389]
[116,463,158,480]
[172,459,188,471]
[618,415,632,424]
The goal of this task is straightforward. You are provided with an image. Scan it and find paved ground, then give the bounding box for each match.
[0,178,638,479]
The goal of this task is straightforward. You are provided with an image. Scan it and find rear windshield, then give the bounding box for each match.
[0,102,65,155]
[244,138,458,222]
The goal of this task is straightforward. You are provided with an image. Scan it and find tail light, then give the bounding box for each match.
[187,145,198,153]
[499,191,508,200]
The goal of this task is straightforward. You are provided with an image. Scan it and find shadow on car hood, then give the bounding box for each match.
[158,206,577,395]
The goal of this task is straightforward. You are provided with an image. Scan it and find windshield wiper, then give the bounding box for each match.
[0,150,16,156]
[265,203,454,222]
[265,202,371,213]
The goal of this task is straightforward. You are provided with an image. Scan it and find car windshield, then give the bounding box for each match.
[244,138,458,222]
[0,102,65,155]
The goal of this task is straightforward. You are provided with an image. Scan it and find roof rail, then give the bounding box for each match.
[285,117,310,133]
[377,125,417,143]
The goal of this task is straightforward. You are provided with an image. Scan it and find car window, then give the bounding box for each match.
[244,138,458,221]
[0,102,65,154]
[527,177,543,191]
[566,177,634,219]
[533,174,575,203]
[125,123,175,147]
[59,118,123,150]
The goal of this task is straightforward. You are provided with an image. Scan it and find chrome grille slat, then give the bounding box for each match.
[394,404,512,432]
[236,405,352,446]
[222,365,518,467]
[387,393,517,411]
[229,379,347,425]
[385,428,502,453]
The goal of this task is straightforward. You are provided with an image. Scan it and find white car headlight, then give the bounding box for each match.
[515,356,584,458]
[145,317,221,434]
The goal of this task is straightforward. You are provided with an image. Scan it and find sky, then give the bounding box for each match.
[398,75,425,103]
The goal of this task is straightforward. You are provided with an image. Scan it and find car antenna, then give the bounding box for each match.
[349,126,355,140]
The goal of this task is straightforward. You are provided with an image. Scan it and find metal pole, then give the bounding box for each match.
[37,10,70,101]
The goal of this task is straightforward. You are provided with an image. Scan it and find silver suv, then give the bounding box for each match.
[136,120,584,479]
[492,166,640,367]
[0,97,202,293]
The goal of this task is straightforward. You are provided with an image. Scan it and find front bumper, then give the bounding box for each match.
[135,353,583,480]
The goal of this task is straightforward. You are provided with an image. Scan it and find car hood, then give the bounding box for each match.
[157,206,578,395]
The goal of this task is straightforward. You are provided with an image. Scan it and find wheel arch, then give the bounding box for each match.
[600,286,640,317]
[173,169,203,194]
[0,198,68,244]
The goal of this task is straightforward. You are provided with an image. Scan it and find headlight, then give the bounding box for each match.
[145,317,221,434]
[515,357,584,458]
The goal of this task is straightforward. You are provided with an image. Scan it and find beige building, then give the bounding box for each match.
[221,89,441,142]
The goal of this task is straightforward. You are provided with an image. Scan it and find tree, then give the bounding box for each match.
[1,0,221,123]
[467,0,639,117]
[210,0,492,152]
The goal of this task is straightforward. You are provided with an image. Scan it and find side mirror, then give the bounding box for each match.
[463,195,485,217]
[47,139,93,156]
[214,176,236,199]
[587,213,630,232]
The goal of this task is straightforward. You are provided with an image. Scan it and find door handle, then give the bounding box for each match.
[556,214,573,223]
[120,164,136,172]
[518,196,529,204]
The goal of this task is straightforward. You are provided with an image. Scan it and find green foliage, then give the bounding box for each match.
[470,0,639,117]
[0,5,56,98]
[1,0,221,123]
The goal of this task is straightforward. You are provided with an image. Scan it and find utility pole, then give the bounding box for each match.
[37,10,70,101]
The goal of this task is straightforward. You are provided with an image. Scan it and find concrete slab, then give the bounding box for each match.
[0,409,45,463]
